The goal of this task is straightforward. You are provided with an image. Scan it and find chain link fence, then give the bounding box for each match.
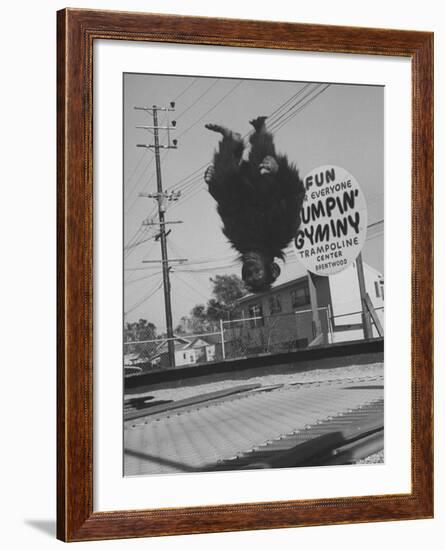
[124,305,383,373]
[222,308,330,358]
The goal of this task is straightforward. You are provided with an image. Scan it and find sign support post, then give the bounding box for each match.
[307,272,321,340]
[356,252,373,339]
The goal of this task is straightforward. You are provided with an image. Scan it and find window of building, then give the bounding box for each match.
[374,281,380,298]
[269,295,282,315]
[248,303,264,328]
[291,285,310,309]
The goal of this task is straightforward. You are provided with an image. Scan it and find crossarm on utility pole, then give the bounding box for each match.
[152,106,176,367]
[133,102,185,368]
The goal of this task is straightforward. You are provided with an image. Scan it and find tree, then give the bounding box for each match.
[188,304,211,332]
[191,304,206,319]
[124,319,157,359]
[180,274,247,332]
[209,274,247,317]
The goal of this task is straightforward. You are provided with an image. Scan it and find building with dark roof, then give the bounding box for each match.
[227,261,384,356]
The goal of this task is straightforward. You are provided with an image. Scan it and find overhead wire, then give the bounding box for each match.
[176,79,220,120]
[124,226,149,252]
[124,149,150,189]
[173,272,210,302]
[267,83,320,130]
[125,78,197,173]
[124,232,156,256]
[125,156,155,204]
[174,77,198,101]
[125,81,335,263]
[271,84,331,133]
[125,279,163,315]
[367,219,384,229]
[165,83,328,199]
[128,81,316,211]
[124,79,201,215]
[265,82,312,120]
[124,216,157,254]
[125,270,163,286]
[124,80,246,249]
[160,82,245,196]
[176,80,243,140]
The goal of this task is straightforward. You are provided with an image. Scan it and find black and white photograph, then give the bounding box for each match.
[123,73,384,477]
[0,0,438,546]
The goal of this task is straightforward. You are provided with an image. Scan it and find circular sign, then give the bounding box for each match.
[293,165,367,276]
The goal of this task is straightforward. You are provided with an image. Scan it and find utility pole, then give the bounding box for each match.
[134,102,183,368]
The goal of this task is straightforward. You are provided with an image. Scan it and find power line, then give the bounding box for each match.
[166,81,311,196]
[125,270,163,286]
[167,238,186,259]
[272,84,331,133]
[125,266,157,271]
[124,80,199,209]
[266,83,313,121]
[177,80,243,140]
[176,79,220,120]
[124,228,156,254]
[133,103,183,366]
[130,82,329,218]
[365,231,384,241]
[165,167,208,195]
[125,280,163,315]
[125,157,155,203]
[175,266,238,274]
[367,219,384,229]
[141,238,160,260]
[173,272,210,301]
[124,82,335,262]
[159,81,244,197]
[125,125,172,208]
[124,137,170,216]
[164,212,382,275]
[125,258,238,272]
[124,226,150,253]
[124,218,157,253]
[174,77,198,101]
[124,149,149,189]
[165,83,329,199]
[167,185,205,213]
[125,239,160,281]
[268,83,318,130]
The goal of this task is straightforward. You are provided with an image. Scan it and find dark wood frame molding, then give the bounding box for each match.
[57,8,434,542]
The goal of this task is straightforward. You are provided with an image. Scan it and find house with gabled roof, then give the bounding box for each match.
[150,335,219,367]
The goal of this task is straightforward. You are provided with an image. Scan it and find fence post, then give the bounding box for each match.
[327,304,334,344]
[220,319,226,360]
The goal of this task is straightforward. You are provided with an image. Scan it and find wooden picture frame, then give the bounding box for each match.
[57,8,434,542]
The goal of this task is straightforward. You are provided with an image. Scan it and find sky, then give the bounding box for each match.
[123,74,384,330]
